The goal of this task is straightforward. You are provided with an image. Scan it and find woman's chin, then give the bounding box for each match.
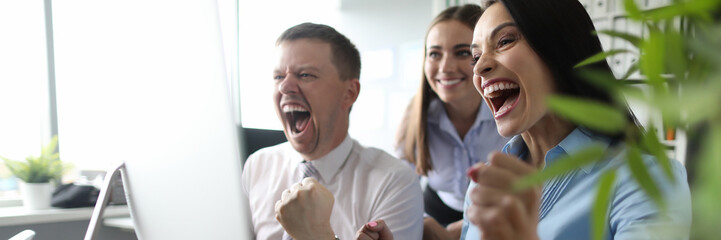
[495,121,523,138]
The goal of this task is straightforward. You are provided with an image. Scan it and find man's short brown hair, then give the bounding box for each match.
[276,22,361,81]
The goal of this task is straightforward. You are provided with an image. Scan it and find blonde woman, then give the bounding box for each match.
[395,4,508,240]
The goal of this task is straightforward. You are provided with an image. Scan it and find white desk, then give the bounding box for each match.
[0,205,130,227]
[103,216,134,231]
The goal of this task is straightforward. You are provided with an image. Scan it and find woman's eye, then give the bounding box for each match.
[470,55,480,66]
[428,52,440,59]
[498,37,516,48]
[457,50,471,57]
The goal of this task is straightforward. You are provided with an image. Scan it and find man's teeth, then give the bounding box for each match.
[483,82,520,97]
[282,105,308,113]
[438,79,462,86]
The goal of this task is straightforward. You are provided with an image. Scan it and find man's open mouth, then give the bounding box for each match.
[283,105,311,134]
[483,81,520,116]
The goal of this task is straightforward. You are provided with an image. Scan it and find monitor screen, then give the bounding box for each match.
[87,0,253,238]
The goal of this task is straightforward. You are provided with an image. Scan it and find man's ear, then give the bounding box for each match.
[343,78,360,110]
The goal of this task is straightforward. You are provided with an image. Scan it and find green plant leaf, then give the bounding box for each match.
[644,0,721,21]
[640,126,675,182]
[592,170,617,240]
[640,22,667,89]
[689,40,721,68]
[3,157,30,182]
[595,30,642,48]
[688,24,721,67]
[649,82,721,127]
[49,152,60,161]
[1,135,67,183]
[662,20,687,81]
[619,83,647,103]
[643,4,688,21]
[41,135,58,157]
[691,121,721,238]
[627,144,664,208]
[514,144,606,191]
[620,62,639,80]
[547,95,627,134]
[576,68,622,91]
[624,0,643,20]
[575,49,630,68]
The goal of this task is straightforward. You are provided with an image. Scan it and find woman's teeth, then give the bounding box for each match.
[438,79,462,86]
[483,82,520,98]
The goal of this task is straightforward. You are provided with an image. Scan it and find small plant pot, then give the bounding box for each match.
[19,181,53,210]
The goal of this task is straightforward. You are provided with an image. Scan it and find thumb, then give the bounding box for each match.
[367,220,393,240]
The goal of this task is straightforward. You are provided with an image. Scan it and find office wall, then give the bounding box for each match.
[339,0,433,155]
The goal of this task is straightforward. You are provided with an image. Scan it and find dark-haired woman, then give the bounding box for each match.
[461,0,692,239]
[395,4,508,239]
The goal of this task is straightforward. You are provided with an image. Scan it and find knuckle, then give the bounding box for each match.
[467,206,482,226]
[487,151,503,162]
[481,209,504,227]
[499,196,517,211]
[470,186,482,198]
[470,187,488,204]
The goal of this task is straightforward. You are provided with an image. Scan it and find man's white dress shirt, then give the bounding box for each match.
[242,135,423,240]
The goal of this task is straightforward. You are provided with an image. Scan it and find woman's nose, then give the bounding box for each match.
[473,55,495,76]
[439,55,457,73]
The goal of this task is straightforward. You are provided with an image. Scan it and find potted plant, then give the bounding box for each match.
[2,136,68,210]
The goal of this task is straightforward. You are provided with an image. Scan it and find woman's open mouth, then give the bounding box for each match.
[437,78,463,88]
[482,80,520,119]
[283,105,312,135]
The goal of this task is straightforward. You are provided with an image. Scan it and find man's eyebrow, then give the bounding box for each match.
[274,66,321,74]
[297,66,321,72]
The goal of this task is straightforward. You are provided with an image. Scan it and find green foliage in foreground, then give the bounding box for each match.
[517,0,721,239]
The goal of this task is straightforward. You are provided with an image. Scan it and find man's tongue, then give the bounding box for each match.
[291,112,310,133]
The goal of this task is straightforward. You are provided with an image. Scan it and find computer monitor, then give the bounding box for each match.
[83,0,252,239]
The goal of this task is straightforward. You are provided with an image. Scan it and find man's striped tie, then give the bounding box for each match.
[282,160,319,240]
[299,160,319,179]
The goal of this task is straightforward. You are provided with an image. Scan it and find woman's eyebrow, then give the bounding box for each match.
[470,22,517,50]
[490,22,516,39]
[453,44,471,49]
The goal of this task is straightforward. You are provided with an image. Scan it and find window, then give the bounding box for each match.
[238,0,339,130]
[0,0,51,200]
[52,0,241,177]
[1,0,241,203]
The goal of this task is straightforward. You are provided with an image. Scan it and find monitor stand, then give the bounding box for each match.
[84,162,126,240]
